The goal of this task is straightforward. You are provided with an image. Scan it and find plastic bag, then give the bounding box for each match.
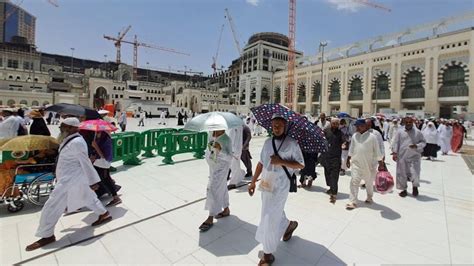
[375,170,394,194]
[259,167,277,192]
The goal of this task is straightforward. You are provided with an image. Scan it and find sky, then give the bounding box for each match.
[20,0,474,75]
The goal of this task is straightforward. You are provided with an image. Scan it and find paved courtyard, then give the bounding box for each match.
[1,118,473,265]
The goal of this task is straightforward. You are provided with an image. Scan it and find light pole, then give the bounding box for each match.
[70,48,75,74]
[318,41,328,116]
[146,62,150,82]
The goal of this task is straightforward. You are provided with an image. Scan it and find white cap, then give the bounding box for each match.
[62,117,80,127]
[98,110,109,115]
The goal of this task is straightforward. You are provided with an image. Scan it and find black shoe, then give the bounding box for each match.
[412,187,419,197]
[399,190,407,197]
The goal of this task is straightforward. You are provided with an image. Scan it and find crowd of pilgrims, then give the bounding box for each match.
[0,106,470,265]
[201,112,469,266]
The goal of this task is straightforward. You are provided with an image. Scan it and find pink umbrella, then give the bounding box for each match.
[79,119,117,132]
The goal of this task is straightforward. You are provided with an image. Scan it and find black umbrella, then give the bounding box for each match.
[45,103,100,120]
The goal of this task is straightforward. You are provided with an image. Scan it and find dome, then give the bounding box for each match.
[248,32,289,47]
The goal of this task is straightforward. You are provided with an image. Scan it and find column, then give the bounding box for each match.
[305,75,311,113]
[468,34,474,113]
[390,57,402,110]
[256,75,262,106]
[321,72,329,114]
[362,65,372,114]
[340,68,349,112]
[424,49,440,115]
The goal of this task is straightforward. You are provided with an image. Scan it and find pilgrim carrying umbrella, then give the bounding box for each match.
[45,103,100,120]
[184,112,244,132]
[250,104,328,153]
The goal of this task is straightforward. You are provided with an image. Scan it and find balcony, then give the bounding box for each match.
[328,93,341,102]
[372,90,390,100]
[402,88,425,99]
[348,90,363,101]
[438,84,468,97]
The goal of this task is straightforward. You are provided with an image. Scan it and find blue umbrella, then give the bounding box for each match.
[251,104,328,153]
[337,112,351,118]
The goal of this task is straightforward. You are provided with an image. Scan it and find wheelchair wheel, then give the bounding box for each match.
[27,174,55,206]
[7,200,24,213]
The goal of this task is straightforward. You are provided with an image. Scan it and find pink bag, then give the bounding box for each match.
[375,170,394,194]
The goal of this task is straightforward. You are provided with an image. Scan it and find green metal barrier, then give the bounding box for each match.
[111,132,142,165]
[141,128,177,158]
[157,131,207,164]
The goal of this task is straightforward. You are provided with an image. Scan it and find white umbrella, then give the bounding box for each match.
[184,112,244,132]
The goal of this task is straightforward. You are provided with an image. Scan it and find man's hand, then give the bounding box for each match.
[409,144,417,149]
[270,155,283,166]
[346,159,351,169]
[90,183,100,191]
[248,182,256,196]
[378,161,385,171]
[392,153,398,162]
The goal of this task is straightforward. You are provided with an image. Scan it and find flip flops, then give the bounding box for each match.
[25,236,56,251]
[92,211,112,226]
[199,222,213,232]
[258,254,275,266]
[215,211,230,219]
[283,221,298,241]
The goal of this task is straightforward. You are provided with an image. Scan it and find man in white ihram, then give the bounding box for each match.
[227,124,246,190]
[26,118,112,251]
[248,114,304,265]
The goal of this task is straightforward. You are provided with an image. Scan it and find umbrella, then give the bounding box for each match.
[376,113,386,118]
[0,135,59,151]
[337,112,351,118]
[184,112,244,132]
[45,103,100,120]
[251,104,327,153]
[79,119,117,132]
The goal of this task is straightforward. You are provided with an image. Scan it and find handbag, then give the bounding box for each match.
[258,167,277,192]
[272,137,297,193]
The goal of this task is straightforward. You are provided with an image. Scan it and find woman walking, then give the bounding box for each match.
[422,122,439,160]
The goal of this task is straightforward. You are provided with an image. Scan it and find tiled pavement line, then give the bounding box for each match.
[13,181,253,265]
[440,165,454,265]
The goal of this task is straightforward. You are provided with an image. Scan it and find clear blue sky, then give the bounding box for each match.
[23,0,473,74]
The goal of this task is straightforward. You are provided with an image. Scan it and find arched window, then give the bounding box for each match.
[373,75,390,99]
[349,78,363,100]
[31,100,39,106]
[20,100,27,105]
[439,65,468,97]
[311,82,321,102]
[7,99,15,106]
[261,87,270,104]
[274,87,281,104]
[297,84,306,102]
[402,70,424,98]
[328,81,341,101]
[42,101,49,106]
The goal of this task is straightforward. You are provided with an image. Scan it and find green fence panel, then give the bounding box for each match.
[157,131,208,164]
[111,132,142,165]
[141,128,177,158]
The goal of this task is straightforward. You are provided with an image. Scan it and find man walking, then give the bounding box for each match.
[26,118,112,251]
[227,125,246,189]
[138,110,146,127]
[118,111,127,132]
[315,112,330,130]
[248,114,304,265]
[0,108,20,139]
[320,118,344,203]
[241,124,253,178]
[346,119,384,210]
[391,117,426,197]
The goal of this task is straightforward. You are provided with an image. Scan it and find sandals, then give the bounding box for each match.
[258,254,275,266]
[199,222,213,232]
[215,211,230,219]
[25,235,56,251]
[106,198,122,207]
[92,211,112,226]
[282,221,298,241]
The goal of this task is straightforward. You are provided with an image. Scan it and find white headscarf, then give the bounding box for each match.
[422,122,438,144]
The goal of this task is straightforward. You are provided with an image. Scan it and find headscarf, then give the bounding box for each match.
[422,122,438,144]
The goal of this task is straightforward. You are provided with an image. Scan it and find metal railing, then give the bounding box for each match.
[348,91,363,100]
[401,88,425,99]
[372,90,391,99]
[328,93,341,101]
[438,85,468,97]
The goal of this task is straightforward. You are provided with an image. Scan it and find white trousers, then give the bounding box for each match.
[349,175,374,204]
[35,189,106,238]
[341,150,349,171]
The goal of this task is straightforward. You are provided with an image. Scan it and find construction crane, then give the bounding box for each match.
[287,0,296,110]
[117,35,190,80]
[103,25,132,64]
[224,8,242,55]
[352,0,391,12]
[47,0,59,7]
[211,24,225,73]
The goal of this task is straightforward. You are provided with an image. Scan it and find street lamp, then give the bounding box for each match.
[70,48,75,74]
[318,41,328,116]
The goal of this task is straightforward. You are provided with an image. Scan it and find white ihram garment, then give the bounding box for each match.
[204,134,232,216]
[438,124,452,153]
[348,131,383,203]
[36,133,106,238]
[227,126,245,185]
[255,137,304,254]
